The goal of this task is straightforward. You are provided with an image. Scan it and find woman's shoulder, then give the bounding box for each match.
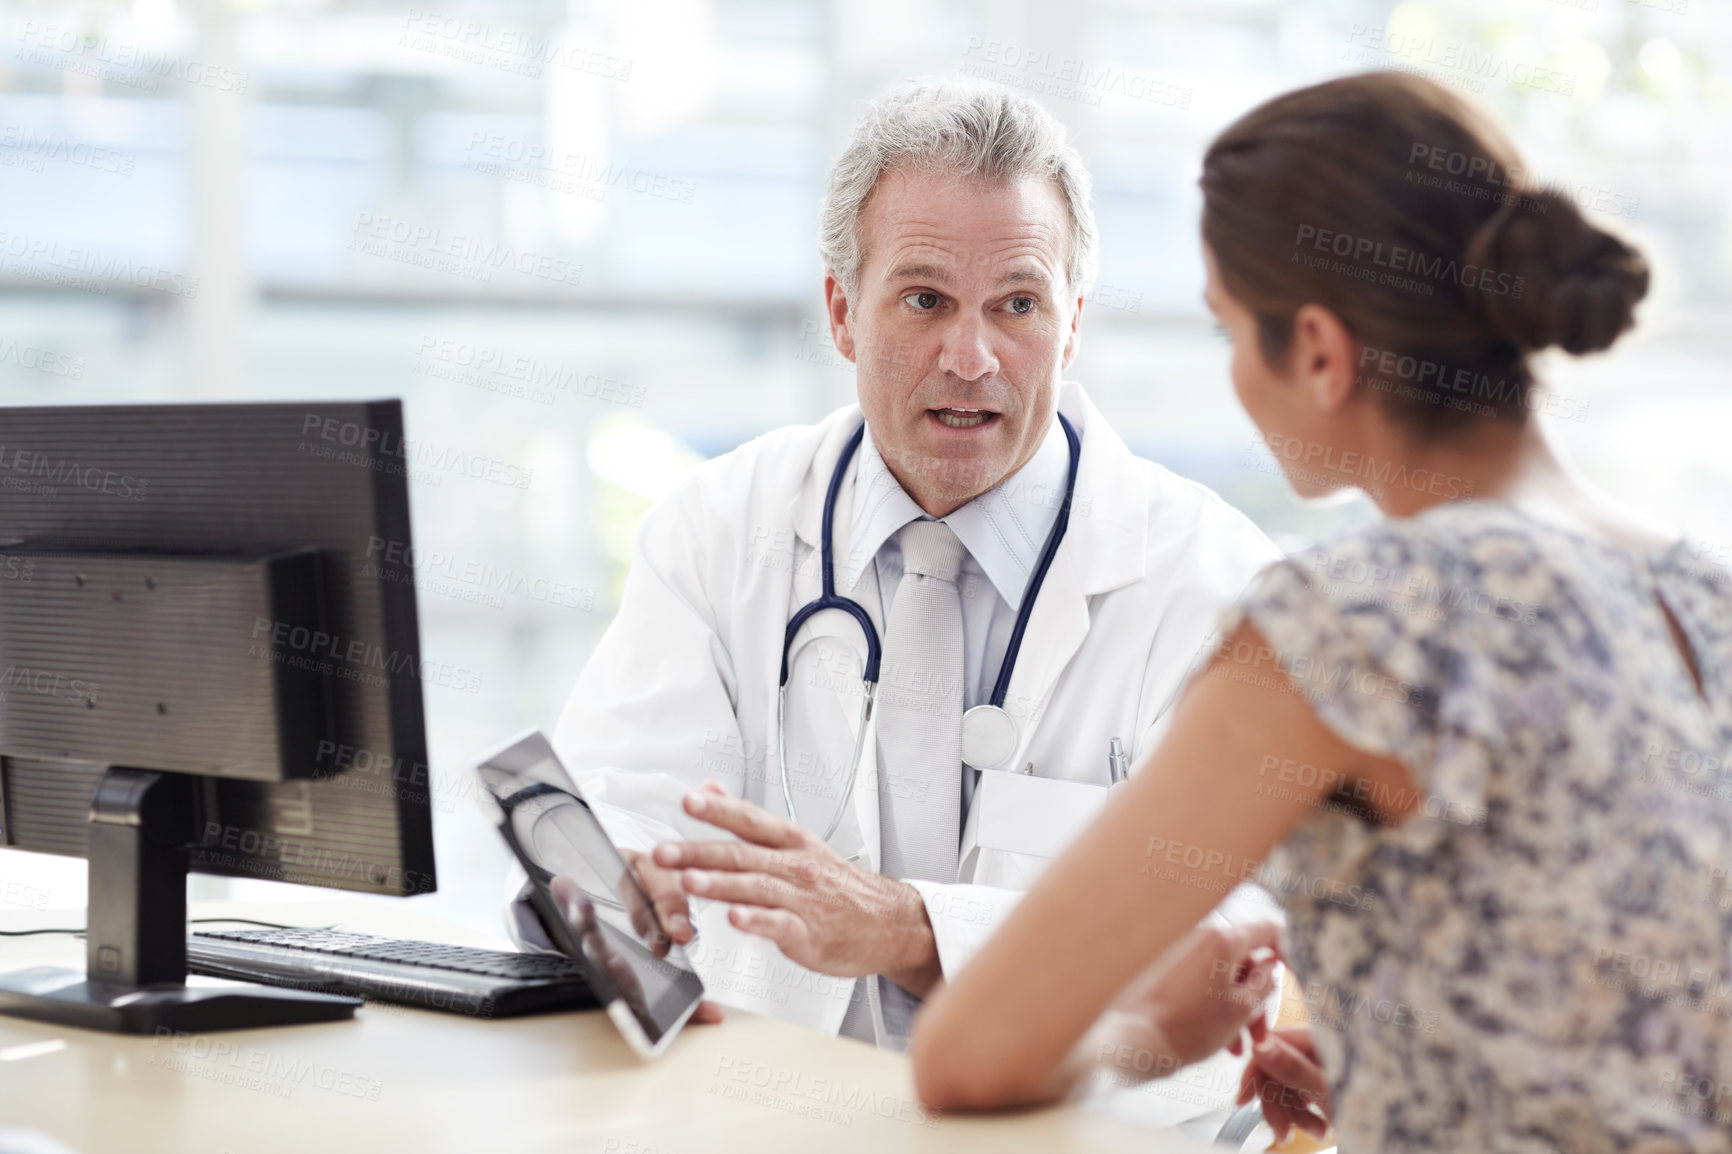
[1251,502,1601,641]
[1287,499,1666,583]
[1273,502,1529,594]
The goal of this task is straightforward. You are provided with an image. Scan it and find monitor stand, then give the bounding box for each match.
[0,768,359,1034]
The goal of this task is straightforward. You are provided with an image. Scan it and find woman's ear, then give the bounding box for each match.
[1288,303,1358,414]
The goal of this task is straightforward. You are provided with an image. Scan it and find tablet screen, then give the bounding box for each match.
[475,732,704,1052]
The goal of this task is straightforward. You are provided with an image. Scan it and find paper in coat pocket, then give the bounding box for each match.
[964,770,1111,861]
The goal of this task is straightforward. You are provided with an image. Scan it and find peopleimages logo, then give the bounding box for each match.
[247,615,485,695]
[398,9,632,82]
[0,663,97,706]
[199,820,434,894]
[0,124,135,175]
[463,133,695,205]
[348,212,583,288]
[1356,345,1590,424]
[1256,433,1477,500]
[299,414,534,490]
[14,22,250,94]
[0,444,149,500]
[958,37,1192,109]
[0,229,199,297]
[0,337,85,378]
[414,336,645,408]
[362,535,597,612]
[1293,223,1525,299]
[1340,24,1576,96]
[150,1028,382,1100]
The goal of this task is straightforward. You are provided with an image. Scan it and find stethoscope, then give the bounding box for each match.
[775,412,1081,842]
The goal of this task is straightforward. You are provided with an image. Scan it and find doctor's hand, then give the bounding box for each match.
[620,848,699,946]
[651,782,942,997]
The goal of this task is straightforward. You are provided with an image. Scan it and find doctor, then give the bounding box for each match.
[511,80,1281,1055]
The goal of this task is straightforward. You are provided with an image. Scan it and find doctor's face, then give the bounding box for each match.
[825,167,1084,518]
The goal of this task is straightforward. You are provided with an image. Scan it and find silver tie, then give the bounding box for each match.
[875,520,966,884]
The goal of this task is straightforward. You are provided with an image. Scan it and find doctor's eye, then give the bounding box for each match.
[903,291,942,312]
[1005,296,1037,316]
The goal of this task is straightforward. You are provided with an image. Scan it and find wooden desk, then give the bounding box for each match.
[0,900,1212,1154]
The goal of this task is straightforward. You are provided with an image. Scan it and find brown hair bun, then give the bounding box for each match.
[1200,72,1654,438]
[1465,189,1650,355]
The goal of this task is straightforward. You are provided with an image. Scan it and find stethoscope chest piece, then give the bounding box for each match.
[961,704,1019,771]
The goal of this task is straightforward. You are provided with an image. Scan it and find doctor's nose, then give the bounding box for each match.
[935,311,1000,383]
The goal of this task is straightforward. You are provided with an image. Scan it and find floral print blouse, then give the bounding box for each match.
[1222,502,1732,1153]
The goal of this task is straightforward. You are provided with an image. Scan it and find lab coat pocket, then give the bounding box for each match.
[958,770,1112,889]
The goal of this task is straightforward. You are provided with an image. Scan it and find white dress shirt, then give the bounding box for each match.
[844,414,1071,712]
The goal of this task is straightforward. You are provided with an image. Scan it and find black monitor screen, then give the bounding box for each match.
[0,401,434,896]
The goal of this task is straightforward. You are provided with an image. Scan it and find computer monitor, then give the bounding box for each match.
[0,400,436,1033]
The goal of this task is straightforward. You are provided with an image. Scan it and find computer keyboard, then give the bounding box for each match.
[187,927,599,1019]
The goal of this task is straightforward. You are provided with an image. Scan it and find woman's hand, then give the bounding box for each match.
[910,620,1376,1114]
[1078,920,1283,1088]
[1236,1023,1333,1141]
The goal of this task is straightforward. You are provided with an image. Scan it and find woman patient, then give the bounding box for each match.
[911,71,1732,1153]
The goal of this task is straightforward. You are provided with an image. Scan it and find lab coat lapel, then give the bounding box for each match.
[787,405,863,563]
[998,384,1151,766]
[998,545,1091,751]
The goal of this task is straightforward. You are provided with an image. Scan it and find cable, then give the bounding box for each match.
[190,917,338,931]
[0,917,337,938]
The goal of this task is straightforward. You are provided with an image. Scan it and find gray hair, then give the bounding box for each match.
[819,79,1099,299]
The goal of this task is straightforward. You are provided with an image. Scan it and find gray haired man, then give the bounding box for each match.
[510,80,1280,1088]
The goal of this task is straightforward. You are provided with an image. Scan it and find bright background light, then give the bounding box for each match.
[1,0,1727,933]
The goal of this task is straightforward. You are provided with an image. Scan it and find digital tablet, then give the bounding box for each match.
[473,730,705,1058]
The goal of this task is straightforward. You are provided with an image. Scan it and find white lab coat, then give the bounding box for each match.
[507,382,1283,1064]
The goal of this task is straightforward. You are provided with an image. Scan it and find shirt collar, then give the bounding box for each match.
[845,416,1070,610]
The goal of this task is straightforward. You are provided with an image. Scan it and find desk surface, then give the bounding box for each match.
[0,899,1212,1154]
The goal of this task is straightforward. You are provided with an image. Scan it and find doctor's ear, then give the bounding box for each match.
[1061,290,1084,370]
[823,272,858,363]
[1287,302,1357,414]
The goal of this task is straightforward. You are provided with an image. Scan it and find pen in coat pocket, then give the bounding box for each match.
[1107,737,1129,785]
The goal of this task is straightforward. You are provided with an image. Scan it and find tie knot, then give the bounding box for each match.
[898,520,966,582]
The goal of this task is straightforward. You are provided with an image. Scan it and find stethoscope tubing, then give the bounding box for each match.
[775,411,1079,841]
[779,424,882,687]
[988,412,1081,708]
